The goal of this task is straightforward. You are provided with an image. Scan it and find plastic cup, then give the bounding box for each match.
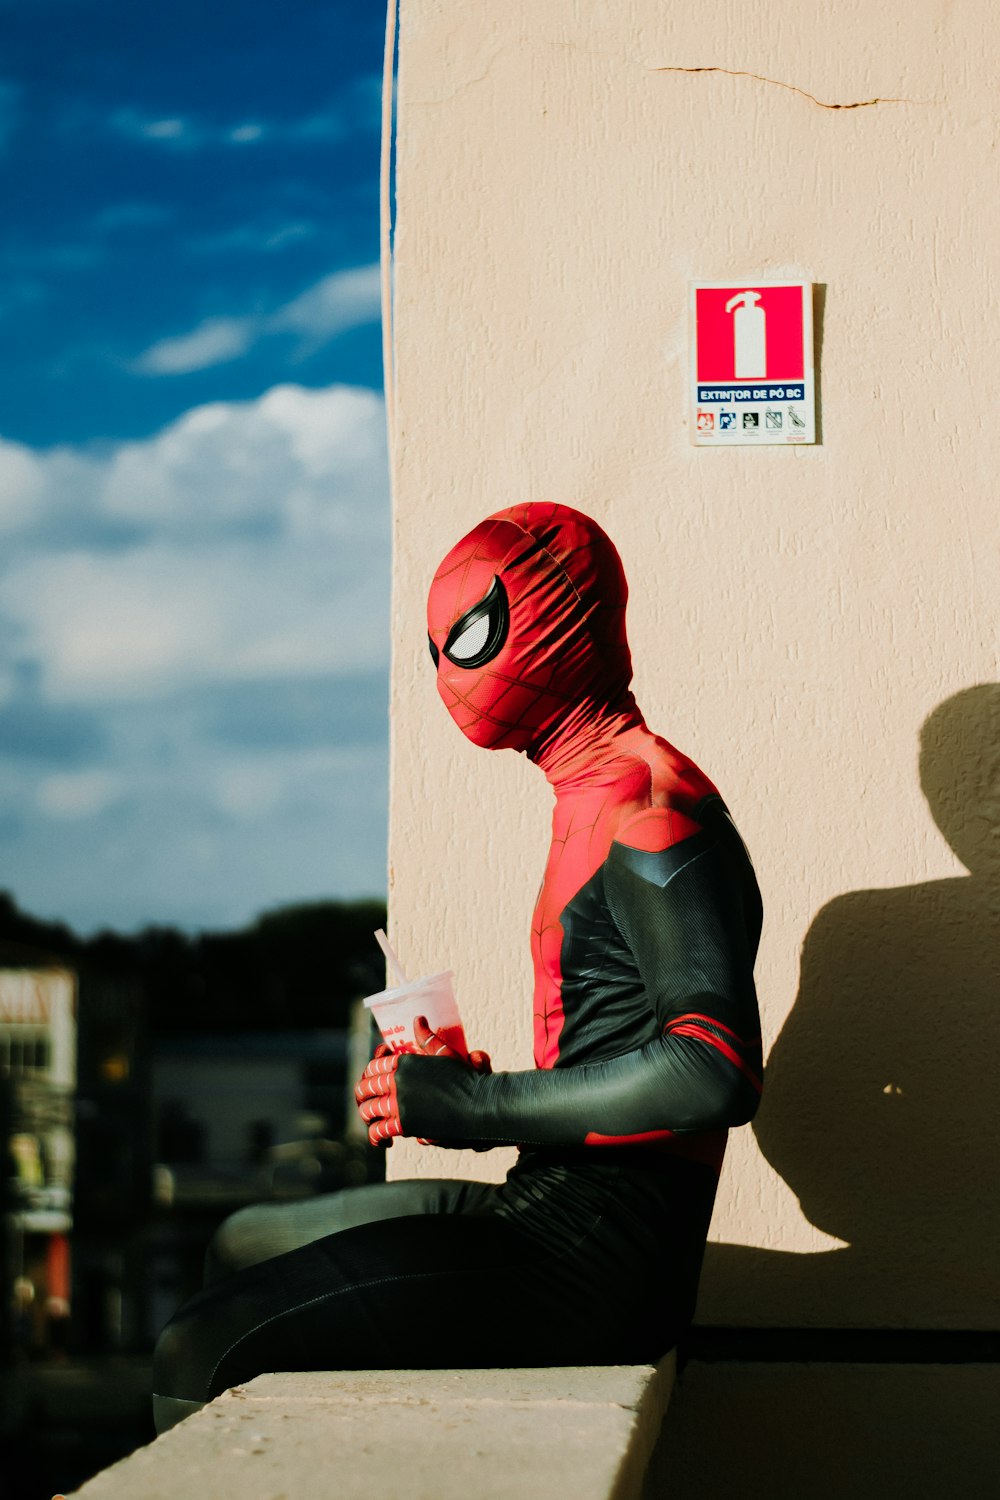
[362,971,469,1058]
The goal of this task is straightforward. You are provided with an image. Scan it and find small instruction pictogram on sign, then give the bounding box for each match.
[689,281,815,446]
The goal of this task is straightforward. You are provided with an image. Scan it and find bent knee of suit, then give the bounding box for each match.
[203,1203,267,1281]
[153,1307,208,1404]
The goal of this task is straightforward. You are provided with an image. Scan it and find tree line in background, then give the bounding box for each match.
[0,891,387,1035]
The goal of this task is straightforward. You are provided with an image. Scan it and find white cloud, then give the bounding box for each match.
[111,109,198,147]
[10,548,220,694]
[0,435,114,540]
[143,118,185,140]
[131,263,381,376]
[0,439,46,531]
[0,383,391,928]
[133,316,255,375]
[0,383,390,702]
[212,762,286,819]
[101,383,386,533]
[8,538,387,699]
[108,78,382,158]
[284,76,383,142]
[268,264,382,347]
[37,770,122,820]
[228,123,264,144]
[263,222,313,251]
[106,78,382,164]
[189,220,315,256]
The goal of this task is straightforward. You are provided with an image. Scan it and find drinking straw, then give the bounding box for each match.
[374,928,408,987]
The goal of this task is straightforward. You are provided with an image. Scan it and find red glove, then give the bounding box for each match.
[354,1018,492,1147]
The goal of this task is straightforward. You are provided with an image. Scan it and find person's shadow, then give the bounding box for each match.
[700,684,1000,1327]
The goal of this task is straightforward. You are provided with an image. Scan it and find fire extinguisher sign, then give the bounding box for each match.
[689,282,815,446]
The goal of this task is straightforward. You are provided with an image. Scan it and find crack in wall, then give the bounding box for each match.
[649,65,912,110]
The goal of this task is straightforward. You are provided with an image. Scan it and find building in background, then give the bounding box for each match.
[0,950,76,1361]
[71,971,153,1358]
[0,948,384,1497]
[0,946,383,1369]
[147,1018,380,1336]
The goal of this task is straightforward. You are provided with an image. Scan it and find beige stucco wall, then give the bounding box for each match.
[383,0,999,1326]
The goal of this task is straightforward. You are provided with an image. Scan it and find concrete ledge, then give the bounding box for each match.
[67,1358,675,1499]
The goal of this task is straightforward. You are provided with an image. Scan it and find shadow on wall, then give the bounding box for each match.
[702,684,1000,1327]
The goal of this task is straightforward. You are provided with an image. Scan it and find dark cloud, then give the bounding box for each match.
[4,741,388,934]
[0,812,25,842]
[21,510,150,558]
[202,671,387,752]
[0,665,105,765]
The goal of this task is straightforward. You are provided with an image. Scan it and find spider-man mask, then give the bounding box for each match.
[427,503,633,755]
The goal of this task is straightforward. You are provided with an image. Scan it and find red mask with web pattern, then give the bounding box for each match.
[427,502,634,757]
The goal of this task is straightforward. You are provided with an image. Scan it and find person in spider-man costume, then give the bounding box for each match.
[152,503,762,1434]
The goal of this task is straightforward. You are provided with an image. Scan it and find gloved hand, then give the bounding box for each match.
[354,1017,492,1147]
[354,1045,401,1146]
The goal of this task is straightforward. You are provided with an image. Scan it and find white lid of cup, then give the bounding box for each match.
[362,971,453,1008]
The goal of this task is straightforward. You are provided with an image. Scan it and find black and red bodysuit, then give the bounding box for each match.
[152,504,762,1433]
[372,503,762,1165]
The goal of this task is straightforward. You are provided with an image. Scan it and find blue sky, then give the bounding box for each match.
[0,0,392,932]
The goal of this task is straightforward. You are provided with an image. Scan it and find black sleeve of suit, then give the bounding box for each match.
[395,827,764,1148]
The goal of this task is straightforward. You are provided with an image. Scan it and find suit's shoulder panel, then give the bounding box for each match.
[608,828,717,888]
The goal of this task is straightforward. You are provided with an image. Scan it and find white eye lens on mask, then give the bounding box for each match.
[441,575,510,669]
[447,612,491,661]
